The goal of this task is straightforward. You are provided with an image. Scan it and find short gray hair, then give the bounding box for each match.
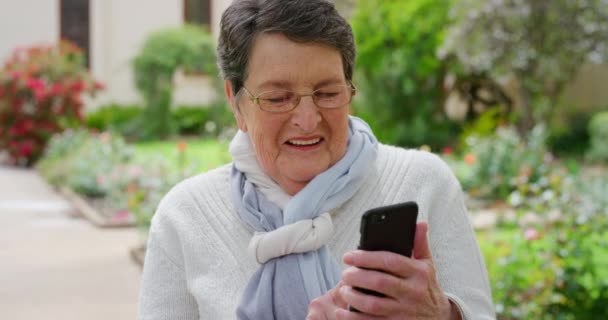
[217,0,355,94]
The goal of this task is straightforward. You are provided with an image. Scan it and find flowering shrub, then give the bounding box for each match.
[105,142,200,233]
[477,163,608,319]
[465,125,548,199]
[0,41,103,166]
[37,129,134,197]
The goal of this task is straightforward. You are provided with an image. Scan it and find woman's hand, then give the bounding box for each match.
[306,282,348,320]
[337,222,459,320]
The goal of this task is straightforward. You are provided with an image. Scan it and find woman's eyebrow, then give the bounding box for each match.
[315,78,344,88]
[256,80,292,90]
[256,77,344,91]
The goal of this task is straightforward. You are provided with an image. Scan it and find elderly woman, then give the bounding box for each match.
[138,0,494,319]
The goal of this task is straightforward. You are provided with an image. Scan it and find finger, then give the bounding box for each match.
[335,308,383,320]
[330,281,348,309]
[343,250,415,278]
[339,286,401,317]
[307,297,329,320]
[341,267,407,299]
[413,222,432,260]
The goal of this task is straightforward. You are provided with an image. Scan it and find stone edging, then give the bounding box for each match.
[58,186,135,228]
[130,244,146,268]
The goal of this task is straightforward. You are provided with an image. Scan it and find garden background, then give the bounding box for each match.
[1,0,607,319]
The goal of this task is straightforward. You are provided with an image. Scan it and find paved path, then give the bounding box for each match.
[0,165,141,320]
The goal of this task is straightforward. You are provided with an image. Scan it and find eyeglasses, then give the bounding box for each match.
[240,84,356,113]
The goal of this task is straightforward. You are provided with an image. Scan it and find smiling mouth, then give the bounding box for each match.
[286,138,323,146]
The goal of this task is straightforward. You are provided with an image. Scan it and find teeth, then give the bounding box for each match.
[288,138,321,146]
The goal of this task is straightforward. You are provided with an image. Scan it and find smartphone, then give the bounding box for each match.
[348,201,418,311]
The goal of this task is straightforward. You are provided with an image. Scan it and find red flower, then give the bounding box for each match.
[49,83,64,96]
[71,80,85,92]
[34,88,47,102]
[19,140,34,157]
[464,153,476,165]
[442,147,453,156]
[25,77,45,91]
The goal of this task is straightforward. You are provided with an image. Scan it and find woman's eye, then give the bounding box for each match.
[263,93,293,104]
[316,91,339,98]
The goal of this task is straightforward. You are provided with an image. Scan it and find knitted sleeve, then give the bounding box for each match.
[138,234,198,320]
[421,153,496,319]
[138,194,199,320]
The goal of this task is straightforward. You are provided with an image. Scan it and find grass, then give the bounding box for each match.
[133,138,231,173]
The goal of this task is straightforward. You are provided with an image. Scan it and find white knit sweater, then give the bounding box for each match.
[138,144,495,319]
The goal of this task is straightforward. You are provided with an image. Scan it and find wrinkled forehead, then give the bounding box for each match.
[244,33,346,91]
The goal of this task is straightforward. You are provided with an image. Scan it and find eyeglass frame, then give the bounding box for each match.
[237,83,357,113]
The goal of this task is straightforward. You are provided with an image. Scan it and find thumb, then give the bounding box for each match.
[413,222,432,260]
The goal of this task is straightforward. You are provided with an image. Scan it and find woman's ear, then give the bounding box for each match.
[225,80,247,132]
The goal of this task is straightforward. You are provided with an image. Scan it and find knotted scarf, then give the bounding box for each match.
[230,116,378,319]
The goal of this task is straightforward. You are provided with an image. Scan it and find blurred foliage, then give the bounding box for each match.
[171,102,235,138]
[483,167,608,319]
[458,107,512,151]
[464,125,548,199]
[587,111,608,162]
[37,129,134,197]
[440,0,608,133]
[84,101,235,139]
[351,0,460,149]
[133,25,219,140]
[108,148,200,233]
[547,110,591,157]
[85,104,142,136]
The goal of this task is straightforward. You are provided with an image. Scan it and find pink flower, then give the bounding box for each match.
[99,132,111,143]
[524,228,540,241]
[111,210,132,223]
[96,174,106,186]
[34,87,47,101]
[25,77,45,91]
[94,81,105,90]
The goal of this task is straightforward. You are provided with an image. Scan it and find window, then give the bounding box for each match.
[184,0,211,27]
[60,0,90,67]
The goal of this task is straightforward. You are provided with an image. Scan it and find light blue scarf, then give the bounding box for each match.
[230,116,378,319]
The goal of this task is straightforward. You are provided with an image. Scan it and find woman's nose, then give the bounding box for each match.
[290,96,321,132]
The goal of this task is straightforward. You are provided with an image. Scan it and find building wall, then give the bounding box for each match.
[90,0,184,108]
[0,0,59,62]
[90,0,227,109]
[0,0,228,110]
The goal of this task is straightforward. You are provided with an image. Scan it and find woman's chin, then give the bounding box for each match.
[278,167,327,194]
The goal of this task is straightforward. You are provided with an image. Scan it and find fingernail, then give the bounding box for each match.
[343,252,354,264]
[340,286,348,295]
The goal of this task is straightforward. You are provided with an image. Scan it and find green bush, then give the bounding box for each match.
[588,111,608,162]
[172,102,234,137]
[351,0,459,149]
[85,104,142,136]
[133,25,219,140]
[547,111,591,157]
